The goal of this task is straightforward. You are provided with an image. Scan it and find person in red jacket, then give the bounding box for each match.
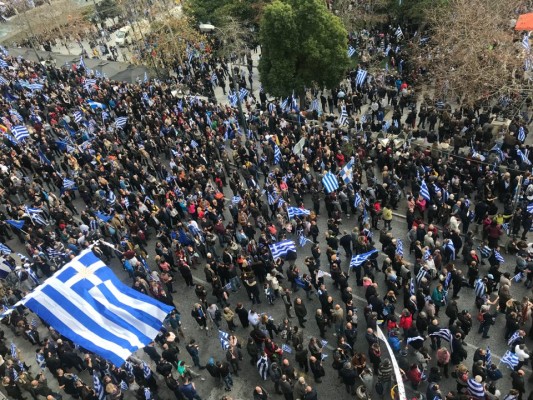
[406,363,423,389]
[399,309,413,336]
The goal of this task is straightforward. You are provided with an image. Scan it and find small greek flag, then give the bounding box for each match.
[518,126,526,142]
[423,248,432,261]
[494,250,504,264]
[340,159,354,183]
[474,278,486,298]
[269,240,297,259]
[299,235,312,247]
[211,71,218,84]
[322,172,339,193]
[287,207,311,219]
[280,97,289,111]
[500,350,519,369]
[445,240,455,260]
[232,196,242,204]
[115,116,128,129]
[274,144,281,164]
[356,69,367,87]
[350,249,378,269]
[228,92,238,107]
[10,342,17,358]
[142,361,152,379]
[0,243,11,254]
[93,374,105,400]
[395,239,404,256]
[523,33,530,51]
[507,330,521,346]
[347,46,356,57]
[190,139,199,148]
[429,328,452,342]
[0,59,8,68]
[78,55,86,69]
[239,87,249,100]
[311,98,320,113]
[419,180,431,201]
[513,272,524,282]
[120,380,129,391]
[517,149,531,165]
[282,344,292,353]
[12,125,30,141]
[219,330,231,349]
[486,346,492,366]
[338,106,349,126]
[409,278,415,295]
[395,26,404,39]
[74,111,83,123]
[63,178,76,189]
[354,192,362,208]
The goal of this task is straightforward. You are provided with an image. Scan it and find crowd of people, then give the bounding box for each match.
[0,17,531,400]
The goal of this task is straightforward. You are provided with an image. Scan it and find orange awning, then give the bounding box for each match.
[515,13,533,31]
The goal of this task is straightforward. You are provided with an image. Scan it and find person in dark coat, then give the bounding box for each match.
[293,298,307,328]
[235,303,250,328]
[339,362,357,394]
[451,333,468,365]
[2,376,25,400]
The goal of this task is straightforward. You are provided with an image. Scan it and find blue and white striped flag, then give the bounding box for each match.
[507,330,521,346]
[31,317,39,329]
[500,350,519,369]
[299,235,312,247]
[115,116,128,129]
[467,378,485,399]
[9,109,22,122]
[63,178,76,189]
[228,92,238,107]
[423,248,432,261]
[219,330,230,349]
[338,106,349,126]
[0,59,9,68]
[269,240,297,259]
[395,239,404,256]
[518,126,526,142]
[322,172,339,193]
[280,97,289,111]
[445,240,455,260]
[395,26,404,39]
[190,139,199,148]
[18,250,174,366]
[494,250,504,263]
[0,243,11,254]
[120,380,129,391]
[523,33,530,51]
[232,196,242,204]
[350,249,378,269]
[311,98,320,113]
[108,191,116,205]
[444,272,452,290]
[73,111,83,123]
[517,149,531,165]
[356,69,368,87]
[10,342,17,358]
[274,144,281,164]
[239,87,249,100]
[12,125,30,141]
[354,192,362,208]
[419,180,431,201]
[142,361,152,379]
[79,55,86,69]
[287,207,311,219]
[93,373,106,400]
[486,346,492,366]
[474,278,486,298]
[282,344,292,353]
[28,83,44,91]
[409,278,415,296]
[429,328,452,342]
[210,71,218,84]
[527,203,533,214]
[87,100,106,109]
[6,220,25,230]
[347,46,356,57]
[124,361,134,377]
[513,272,524,282]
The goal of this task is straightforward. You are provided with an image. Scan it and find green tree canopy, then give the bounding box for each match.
[259,0,349,97]
[184,0,267,26]
[96,0,121,21]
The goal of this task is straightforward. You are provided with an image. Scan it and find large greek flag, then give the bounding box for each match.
[17,249,173,366]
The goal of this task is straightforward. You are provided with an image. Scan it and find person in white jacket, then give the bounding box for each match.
[514,344,530,370]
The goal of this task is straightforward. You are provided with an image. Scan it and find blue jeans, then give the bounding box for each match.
[222,373,233,390]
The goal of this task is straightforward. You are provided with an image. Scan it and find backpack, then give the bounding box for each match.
[477,311,484,322]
